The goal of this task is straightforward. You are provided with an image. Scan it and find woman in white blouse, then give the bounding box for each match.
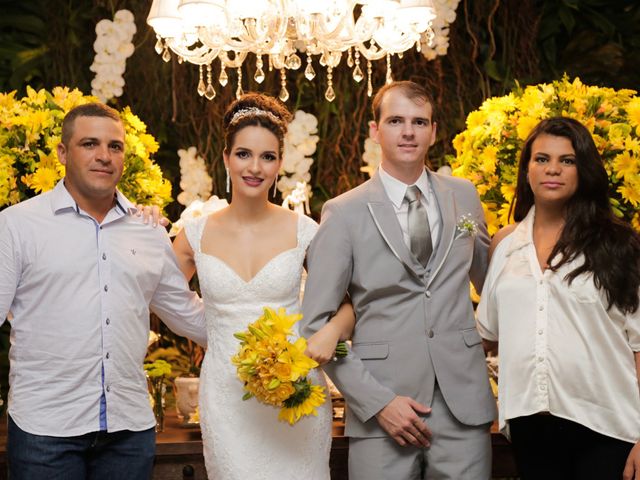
[477,117,640,480]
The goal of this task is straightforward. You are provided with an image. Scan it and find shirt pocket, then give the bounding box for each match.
[567,274,599,304]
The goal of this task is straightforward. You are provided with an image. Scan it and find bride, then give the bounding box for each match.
[172,92,354,479]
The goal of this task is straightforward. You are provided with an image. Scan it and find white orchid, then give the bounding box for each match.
[169,196,229,236]
[420,0,460,61]
[282,181,311,215]
[90,9,136,102]
[361,137,382,177]
[278,110,318,200]
[176,146,213,207]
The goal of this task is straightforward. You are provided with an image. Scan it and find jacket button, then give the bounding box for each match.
[425,290,431,298]
[427,329,434,338]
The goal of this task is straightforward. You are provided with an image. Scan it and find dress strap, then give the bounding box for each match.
[183,215,209,254]
[297,213,319,252]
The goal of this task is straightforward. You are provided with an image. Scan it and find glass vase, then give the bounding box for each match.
[149,377,167,432]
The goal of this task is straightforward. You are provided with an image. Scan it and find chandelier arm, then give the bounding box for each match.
[165,38,220,65]
[355,44,388,62]
[218,50,249,69]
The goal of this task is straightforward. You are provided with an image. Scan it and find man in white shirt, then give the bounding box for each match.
[0,103,206,479]
[302,81,496,479]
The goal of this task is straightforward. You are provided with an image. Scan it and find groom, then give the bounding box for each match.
[302,81,496,479]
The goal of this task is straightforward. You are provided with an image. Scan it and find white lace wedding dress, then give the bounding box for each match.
[184,213,332,480]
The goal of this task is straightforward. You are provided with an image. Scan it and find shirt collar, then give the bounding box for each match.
[378,165,431,209]
[50,179,136,216]
[506,206,535,257]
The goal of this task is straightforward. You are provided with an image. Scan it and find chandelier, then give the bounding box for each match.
[147,0,436,102]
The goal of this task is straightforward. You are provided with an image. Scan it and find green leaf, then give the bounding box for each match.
[558,5,576,33]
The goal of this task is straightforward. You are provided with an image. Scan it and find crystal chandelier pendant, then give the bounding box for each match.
[304,55,315,81]
[279,69,289,102]
[162,47,171,63]
[204,63,215,99]
[204,83,216,100]
[254,67,265,84]
[385,54,393,85]
[325,85,336,102]
[197,65,206,96]
[352,65,364,83]
[325,67,335,102]
[219,67,228,87]
[347,48,354,68]
[254,55,265,84]
[286,54,301,70]
[279,86,289,102]
[154,37,163,55]
[367,60,373,97]
[236,67,244,99]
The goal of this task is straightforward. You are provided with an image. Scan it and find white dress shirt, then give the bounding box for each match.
[477,207,640,443]
[378,165,441,253]
[0,180,206,436]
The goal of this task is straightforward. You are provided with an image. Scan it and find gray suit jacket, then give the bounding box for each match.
[301,170,497,438]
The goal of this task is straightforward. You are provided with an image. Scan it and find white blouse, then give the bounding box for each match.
[477,207,640,443]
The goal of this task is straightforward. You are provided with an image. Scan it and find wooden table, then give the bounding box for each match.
[0,413,517,479]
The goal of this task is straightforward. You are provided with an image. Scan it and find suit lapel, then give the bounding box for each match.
[427,172,457,286]
[366,173,425,278]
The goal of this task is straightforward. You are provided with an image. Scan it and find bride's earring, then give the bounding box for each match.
[226,167,230,194]
[272,173,278,197]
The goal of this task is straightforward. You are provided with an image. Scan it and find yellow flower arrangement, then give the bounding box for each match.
[450,76,640,234]
[0,86,172,209]
[232,307,327,425]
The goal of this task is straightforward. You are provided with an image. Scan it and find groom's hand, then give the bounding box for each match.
[375,396,432,448]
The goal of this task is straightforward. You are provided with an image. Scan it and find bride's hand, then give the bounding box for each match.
[305,324,341,366]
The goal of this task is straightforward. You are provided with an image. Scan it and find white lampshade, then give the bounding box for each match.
[147,0,183,38]
[178,0,226,27]
[397,0,436,32]
[227,0,270,20]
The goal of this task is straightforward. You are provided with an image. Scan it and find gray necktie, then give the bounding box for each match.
[405,185,432,266]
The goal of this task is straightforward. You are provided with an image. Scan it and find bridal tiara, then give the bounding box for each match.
[230,107,281,125]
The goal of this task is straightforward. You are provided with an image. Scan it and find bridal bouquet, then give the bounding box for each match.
[231,307,328,425]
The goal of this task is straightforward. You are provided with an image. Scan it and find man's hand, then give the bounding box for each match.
[134,204,169,227]
[375,396,432,448]
[623,441,640,480]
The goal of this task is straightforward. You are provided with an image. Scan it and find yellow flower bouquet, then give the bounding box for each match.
[450,76,640,234]
[232,307,327,425]
[0,86,172,209]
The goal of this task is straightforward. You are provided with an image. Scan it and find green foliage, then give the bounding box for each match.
[538,0,640,88]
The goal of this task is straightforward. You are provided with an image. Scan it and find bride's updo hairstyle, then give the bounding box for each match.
[222,92,292,157]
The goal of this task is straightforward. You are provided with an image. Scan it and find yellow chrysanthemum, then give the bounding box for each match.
[627,97,640,130]
[618,180,640,207]
[516,116,539,141]
[22,166,59,193]
[612,151,638,182]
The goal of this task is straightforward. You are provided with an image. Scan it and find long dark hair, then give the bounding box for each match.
[511,117,640,313]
